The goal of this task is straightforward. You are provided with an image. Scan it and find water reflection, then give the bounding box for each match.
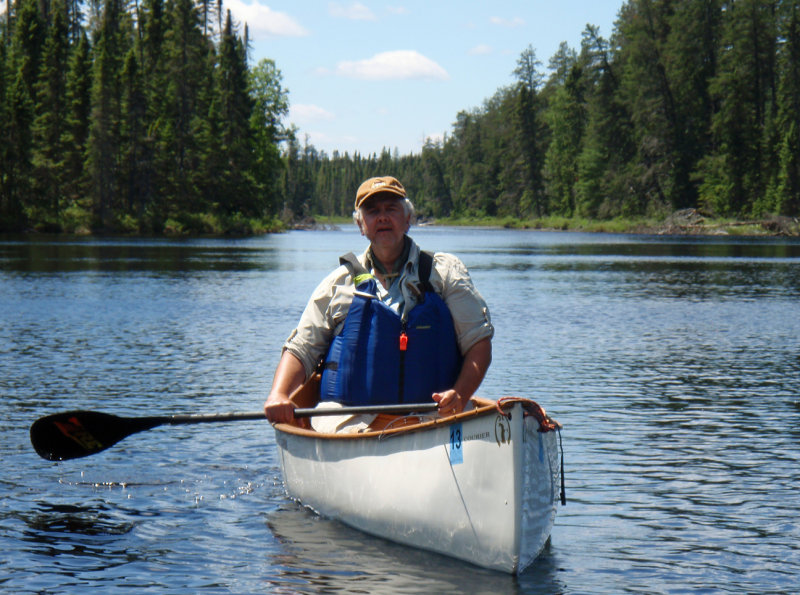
[7,499,152,593]
[0,237,281,273]
[265,504,567,594]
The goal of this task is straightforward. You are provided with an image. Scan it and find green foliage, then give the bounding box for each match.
[2,0,798,234]
[60,32,92,213]
[1,0,288,234]
[286,1,796,225]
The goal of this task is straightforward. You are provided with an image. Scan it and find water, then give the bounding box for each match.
[1,228,799,593]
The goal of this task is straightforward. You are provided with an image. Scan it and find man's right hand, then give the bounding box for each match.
[264,351,307,424]
[263,393,297,424]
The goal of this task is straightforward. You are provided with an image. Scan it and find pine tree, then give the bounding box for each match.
[447,109,489,216]
[575,24,635,218]
[0,29,12,231]
[209,10,257,217]
[139,0,166,115]
[139,0,165,82]
[0,26,10,227]
[30,0,70,227]
[769,1,800,214]
[420,138,452,217]
[511,45,545,216]
[120,47,150,223]
[664,0,721,211]
[59,31,92,228]
[544,57,585,216]
[616,0,688,213]
[87,0,129,229]
[5,0,46,229]
[157,0,210,220]
[699,0,779,216]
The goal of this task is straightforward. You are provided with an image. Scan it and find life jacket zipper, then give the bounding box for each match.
[398,320,408,402]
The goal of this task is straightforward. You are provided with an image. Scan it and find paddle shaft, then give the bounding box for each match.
[167,402,439,423]
[296,402,438,418]
[31,403,440,461]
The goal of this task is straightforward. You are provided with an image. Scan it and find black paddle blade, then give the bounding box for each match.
[30,411,164,461]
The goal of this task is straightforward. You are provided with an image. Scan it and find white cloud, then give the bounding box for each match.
[226,1,309,38]
[329,2,376,21]
[336,50,449,81]
[490,16,525,28]
[386,5,409,15]
[469,44,493,56]
[290,104,335,123]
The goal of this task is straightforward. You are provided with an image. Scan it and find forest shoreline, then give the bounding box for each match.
[4,209,798,239]
[303,209,800,238]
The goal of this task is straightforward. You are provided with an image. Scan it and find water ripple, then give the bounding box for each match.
[2,231,799,593]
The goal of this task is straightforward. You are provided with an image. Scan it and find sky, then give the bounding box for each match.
[227,0,623,157]
[2,0,621,158]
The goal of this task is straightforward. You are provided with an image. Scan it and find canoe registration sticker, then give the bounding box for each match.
[449,424,463,464]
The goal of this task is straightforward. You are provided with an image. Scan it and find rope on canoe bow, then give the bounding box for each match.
[495,397,567,506]
[558,426,566,506]
[494,397,561,432]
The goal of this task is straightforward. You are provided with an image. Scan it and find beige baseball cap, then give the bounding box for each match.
[354,176,407,209]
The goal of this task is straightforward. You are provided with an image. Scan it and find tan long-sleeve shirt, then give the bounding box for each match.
[283,237,494,378]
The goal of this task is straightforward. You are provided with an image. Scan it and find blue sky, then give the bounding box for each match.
[228,1,623,157]
[229,0,624,157]
[2,1,621,158]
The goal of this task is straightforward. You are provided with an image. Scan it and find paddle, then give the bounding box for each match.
[30,403,440,461]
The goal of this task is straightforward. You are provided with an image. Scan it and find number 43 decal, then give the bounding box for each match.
[449,423,463,464]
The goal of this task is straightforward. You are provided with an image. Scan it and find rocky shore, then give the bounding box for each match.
[645,209,800,237]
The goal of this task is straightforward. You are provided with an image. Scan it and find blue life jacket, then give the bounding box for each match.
[319,251,462,406]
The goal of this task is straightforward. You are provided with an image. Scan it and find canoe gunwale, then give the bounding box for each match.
[274,396,521,441]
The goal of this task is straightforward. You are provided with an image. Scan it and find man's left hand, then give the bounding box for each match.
[433,390,465,416]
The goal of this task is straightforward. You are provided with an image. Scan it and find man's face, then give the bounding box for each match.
[359,195,410,252]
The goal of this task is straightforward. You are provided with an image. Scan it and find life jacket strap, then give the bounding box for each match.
[339,250,435,293]
[339,252,373,287]
[418,250,434,292]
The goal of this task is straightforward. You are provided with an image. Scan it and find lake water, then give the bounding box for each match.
[1,227,799,593]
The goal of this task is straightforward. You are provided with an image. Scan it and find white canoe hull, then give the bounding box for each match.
[274,401,561,574]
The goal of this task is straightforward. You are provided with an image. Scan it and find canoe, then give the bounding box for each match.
[273,385,564,574]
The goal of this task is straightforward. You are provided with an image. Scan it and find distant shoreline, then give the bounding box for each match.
[302,209,800,238]
[5,210,797,238]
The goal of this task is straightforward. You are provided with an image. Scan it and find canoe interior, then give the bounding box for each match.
[276,390,524,440]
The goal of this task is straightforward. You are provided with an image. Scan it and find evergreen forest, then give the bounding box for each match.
[1,0,799,235]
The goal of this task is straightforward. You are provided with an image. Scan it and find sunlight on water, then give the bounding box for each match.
[1,230,799,593]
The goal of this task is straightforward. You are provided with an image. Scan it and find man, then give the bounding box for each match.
[263,176,493,424]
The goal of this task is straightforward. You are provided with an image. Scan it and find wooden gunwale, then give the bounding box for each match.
[274,396,504,440]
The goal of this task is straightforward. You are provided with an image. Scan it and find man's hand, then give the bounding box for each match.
[264,351,307,424]
[433,389,466,416]
[433,338,492,416]
[263,392,297,424]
